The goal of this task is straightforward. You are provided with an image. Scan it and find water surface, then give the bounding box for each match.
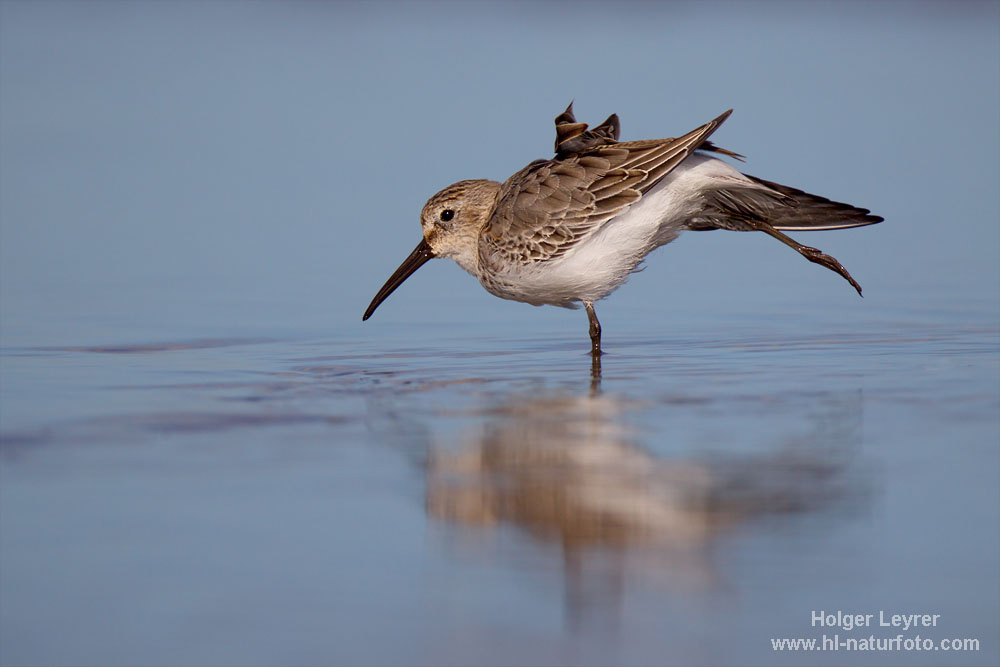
[3,299,997,666]
[2,2,998,666]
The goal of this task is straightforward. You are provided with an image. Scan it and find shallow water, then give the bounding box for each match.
[2,298,997,667]
[2,2,999,666]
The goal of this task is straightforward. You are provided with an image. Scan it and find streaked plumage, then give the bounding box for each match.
[363,105,882,355]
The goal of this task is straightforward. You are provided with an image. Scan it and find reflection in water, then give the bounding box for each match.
[426,389,869,628]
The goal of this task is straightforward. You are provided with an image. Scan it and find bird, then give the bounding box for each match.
[362,104,882,356]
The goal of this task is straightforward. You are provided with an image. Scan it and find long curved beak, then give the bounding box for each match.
[362,238,436,321]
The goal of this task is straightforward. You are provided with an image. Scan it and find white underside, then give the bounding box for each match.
[479,155,759,308]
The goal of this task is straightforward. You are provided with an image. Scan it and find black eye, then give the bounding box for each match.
[440,209,454,222]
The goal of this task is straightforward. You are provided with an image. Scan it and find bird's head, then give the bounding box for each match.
[362,179,501,321]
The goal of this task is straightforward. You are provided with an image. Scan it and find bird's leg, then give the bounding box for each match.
[754,222,864,296]
[584,301,603,356]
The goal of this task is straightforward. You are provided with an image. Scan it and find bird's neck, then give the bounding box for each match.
[453,185,502,277]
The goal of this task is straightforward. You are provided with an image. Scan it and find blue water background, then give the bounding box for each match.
[1,2,998,666]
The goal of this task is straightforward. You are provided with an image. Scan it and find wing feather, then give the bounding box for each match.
[689,176,883,232]
[482,110,733,264]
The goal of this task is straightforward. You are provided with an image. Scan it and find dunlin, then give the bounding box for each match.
[363,104,882,355]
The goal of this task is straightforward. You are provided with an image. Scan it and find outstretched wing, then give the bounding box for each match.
[482,110,733,264]
[689,176,884,232]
